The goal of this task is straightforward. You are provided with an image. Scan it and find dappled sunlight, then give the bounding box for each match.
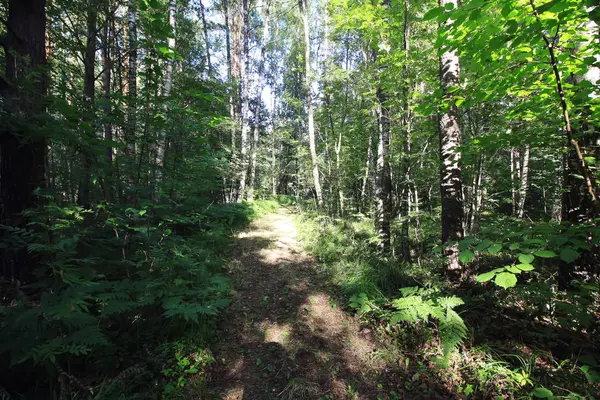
[222,386,245,400]
[207,209,456,399]
[260,321,292,347]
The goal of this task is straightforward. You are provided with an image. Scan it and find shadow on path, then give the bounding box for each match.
[207,209,455,399]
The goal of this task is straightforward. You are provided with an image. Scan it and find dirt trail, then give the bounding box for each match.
[207,208,389,399]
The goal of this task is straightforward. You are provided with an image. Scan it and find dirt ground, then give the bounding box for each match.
[206,208,453,400]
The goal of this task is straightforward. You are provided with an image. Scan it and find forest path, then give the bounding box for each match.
[207,207,390,400]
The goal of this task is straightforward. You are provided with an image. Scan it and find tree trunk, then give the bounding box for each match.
[102,0,114,202]
[0,0,48,280]
[469,154,484,233]
[517,144,530,218]
[155,0,176,196]
[438,0,464,275]
[400,0,412,261]
[248,0,271,201]
[126,0,137,199]
[78,2,97,208]
[237,0,250,202]
[510,147,517,216]
[361,128,374,212]
[103,0,113,169]
[376,86,392,252]
[199,0,213,76]
[300,0,323,209]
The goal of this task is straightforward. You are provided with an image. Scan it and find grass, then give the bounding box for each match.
[293,208,600,399]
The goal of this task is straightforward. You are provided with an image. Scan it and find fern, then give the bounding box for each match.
[388,287,467,367]
[0,201,245,397]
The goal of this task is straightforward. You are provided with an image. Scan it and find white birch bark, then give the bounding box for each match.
[438,0,464,274]
[237,0,250,202]
[300,0,323,209]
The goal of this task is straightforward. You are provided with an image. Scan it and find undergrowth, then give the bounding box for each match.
[0,199,278,399]
[295,210,600,399]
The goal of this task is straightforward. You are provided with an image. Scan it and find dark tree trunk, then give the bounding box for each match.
[103,0,113,169]
[0,0,48,280]
[126,0,137,168]
[78,2,97,208]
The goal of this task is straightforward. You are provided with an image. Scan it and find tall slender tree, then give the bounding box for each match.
[237,0,251,202]
[126,0,138,182]
[156,0,177,191]
[248,0,271,201]
[438,0,464,274]
[299,0,323,209]
[78,1,98,208]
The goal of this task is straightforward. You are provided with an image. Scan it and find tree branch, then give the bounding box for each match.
[529,0,597,207]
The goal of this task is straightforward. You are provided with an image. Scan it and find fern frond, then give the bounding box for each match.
[68,325,109,347]
[437,307,467,367]
[388,288,467,368]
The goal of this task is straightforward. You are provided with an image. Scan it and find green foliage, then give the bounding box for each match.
[456,221,599,288]
[387,287,467,367]
[0,200,258,397]
[159,342,214,395]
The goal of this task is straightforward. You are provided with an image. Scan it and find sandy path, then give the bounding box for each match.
[206,209,386,399]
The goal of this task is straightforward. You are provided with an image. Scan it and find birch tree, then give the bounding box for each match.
[299,0,323,209]
[438,0,464,274]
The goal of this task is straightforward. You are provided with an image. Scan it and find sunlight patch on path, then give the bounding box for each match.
[260,321,292,347]
[209,208,390,399]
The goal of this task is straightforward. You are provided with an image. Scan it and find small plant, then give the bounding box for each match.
[161,344,214,395]
[387,287,467,367]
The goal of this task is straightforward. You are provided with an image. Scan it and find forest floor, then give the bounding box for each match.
[205,208,452,400]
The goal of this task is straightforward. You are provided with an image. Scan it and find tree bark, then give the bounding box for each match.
[400,0,412,261]
[125,0,137,200]
[375,86,392,252]
[361,128,374,212]
[0,0,48,280]
[438,0,464,275]
[199,0,213,76]
[517,144,530,218]
[155,0,176,195]
[78,2,97,208]
[248,0,271,201]
[299,0,323,209]
[103,0,113,169]
[237,0,250,202]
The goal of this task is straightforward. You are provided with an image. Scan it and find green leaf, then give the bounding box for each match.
[475,239,493,251]
[536,0,560,14]
[488,243,502,254]
[476,271,496,283]
[459,250,475,263]
[534,250,557,258]
[505,265,522,274]
[518,254,535,264]
[494,272,518,289]
[517,263,534,271]
[423,7,444,21]
[559,247,579,263]
[532,387,553,398]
